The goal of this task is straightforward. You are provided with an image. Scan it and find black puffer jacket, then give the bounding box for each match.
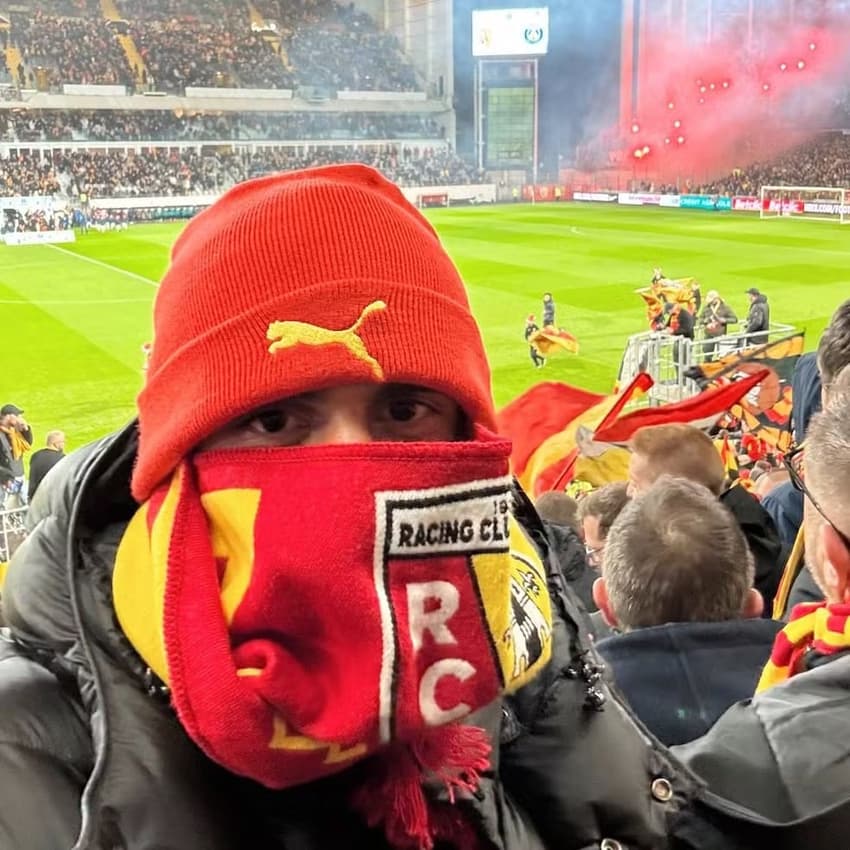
[0,425,701,850]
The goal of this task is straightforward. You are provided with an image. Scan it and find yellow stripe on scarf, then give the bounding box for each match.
[757,604,850,693]
[1,427,30,461]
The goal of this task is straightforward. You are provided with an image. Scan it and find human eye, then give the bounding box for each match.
[241,403,312,443]
[374,386,461,442]
[199,402,314,451]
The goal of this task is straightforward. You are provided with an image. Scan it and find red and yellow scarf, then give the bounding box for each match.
[113,434,552,849]
[757,601,850,693]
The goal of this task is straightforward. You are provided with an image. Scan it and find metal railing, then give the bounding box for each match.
[0,507,27,564]
[618,322,798,406]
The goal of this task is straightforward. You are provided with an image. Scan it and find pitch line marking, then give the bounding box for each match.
[0,297,152,305]
[47,244,160,287]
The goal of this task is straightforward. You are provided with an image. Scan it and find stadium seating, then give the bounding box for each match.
[4,0,421,94]
[12,12,135,88]
[19,145,482,198]
[0,151,62,197]
[0,110,444,143]
[700,132,850,196]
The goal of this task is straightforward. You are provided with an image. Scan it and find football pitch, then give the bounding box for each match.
[1,202,847,452]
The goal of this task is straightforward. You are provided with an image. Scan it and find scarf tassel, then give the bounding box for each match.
[351,725,491,850]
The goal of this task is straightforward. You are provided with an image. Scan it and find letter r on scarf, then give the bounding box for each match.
[407,581,460,651]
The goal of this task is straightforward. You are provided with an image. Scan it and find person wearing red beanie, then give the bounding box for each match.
[0,165,695,850]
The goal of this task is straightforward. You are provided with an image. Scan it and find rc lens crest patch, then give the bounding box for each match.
[374,475,553,741]
[471,520,553,692]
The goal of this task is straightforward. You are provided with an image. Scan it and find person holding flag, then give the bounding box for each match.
[525,313,546,367]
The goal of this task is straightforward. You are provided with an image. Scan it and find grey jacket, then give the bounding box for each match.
[672,652,850,849]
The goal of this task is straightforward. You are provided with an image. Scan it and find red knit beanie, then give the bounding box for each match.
[133,164,495,501]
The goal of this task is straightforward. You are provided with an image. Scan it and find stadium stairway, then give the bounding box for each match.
[247,1,292,73]
[100,0,149,88]
[4,46,21,84]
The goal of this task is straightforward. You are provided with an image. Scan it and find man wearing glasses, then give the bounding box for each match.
[674,377,850,844]
[577,482,629,570]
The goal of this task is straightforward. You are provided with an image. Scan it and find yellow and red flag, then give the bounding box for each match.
[497,374,652,497]
[528,327,580,356]
[499,370,767,498]
[636,277,698,328]
[687,333,804,452]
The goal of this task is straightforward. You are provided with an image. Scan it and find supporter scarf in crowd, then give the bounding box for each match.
[757,601,850,693]
[113,434,553,850]
[0,427,30,460]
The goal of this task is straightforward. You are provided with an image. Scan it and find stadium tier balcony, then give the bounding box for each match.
[115,0,241,21]
[15,0,101,18]
[0,110,443,143]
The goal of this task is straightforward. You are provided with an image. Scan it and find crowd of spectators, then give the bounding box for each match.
[0,152,62,197]
[4,0,422,94]
[12,13,135,89]
[0,145,481,198]
[132,21,295,91]
[115,0,236,20]
[0,110,443,143]
[700,132,850,196]
[56,145,482,197]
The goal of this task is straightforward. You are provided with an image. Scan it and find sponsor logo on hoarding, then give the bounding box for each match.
[680,194,732,210]
[3,230,77,246]
[574,192,617,202]
[732,196,760,211]
[617,192,670,206]
[802,201,850,214]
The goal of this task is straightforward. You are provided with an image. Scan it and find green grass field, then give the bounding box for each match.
[1,203,847,453]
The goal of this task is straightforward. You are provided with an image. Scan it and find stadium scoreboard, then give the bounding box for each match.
[472,8,549,57]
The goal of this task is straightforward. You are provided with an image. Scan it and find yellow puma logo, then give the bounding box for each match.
[266,301,387,379]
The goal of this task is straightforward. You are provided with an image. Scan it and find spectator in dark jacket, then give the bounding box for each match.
[27,429,65,502]
[628,423,784,612]
[534,490,595,612]
[674,384,850,846]
[593,476,780,746]
[743,288,770,345]
[0,165,694,850]
[770,301,850,619]
[0,403,32,508]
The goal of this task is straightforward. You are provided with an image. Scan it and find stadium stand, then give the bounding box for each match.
[2,0,421,94]
[0,110,443,143]
[12,12,135,89]
[700,132,850,196]
[39,145,483,198]
[0,151,61,196]
[131,19,294,91]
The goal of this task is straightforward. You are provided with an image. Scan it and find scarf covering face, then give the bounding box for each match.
[114,432,553,849]
[757,601,850,693]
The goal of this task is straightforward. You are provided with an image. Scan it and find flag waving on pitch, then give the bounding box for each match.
[529,327,580,356]
[686,333,804,452]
